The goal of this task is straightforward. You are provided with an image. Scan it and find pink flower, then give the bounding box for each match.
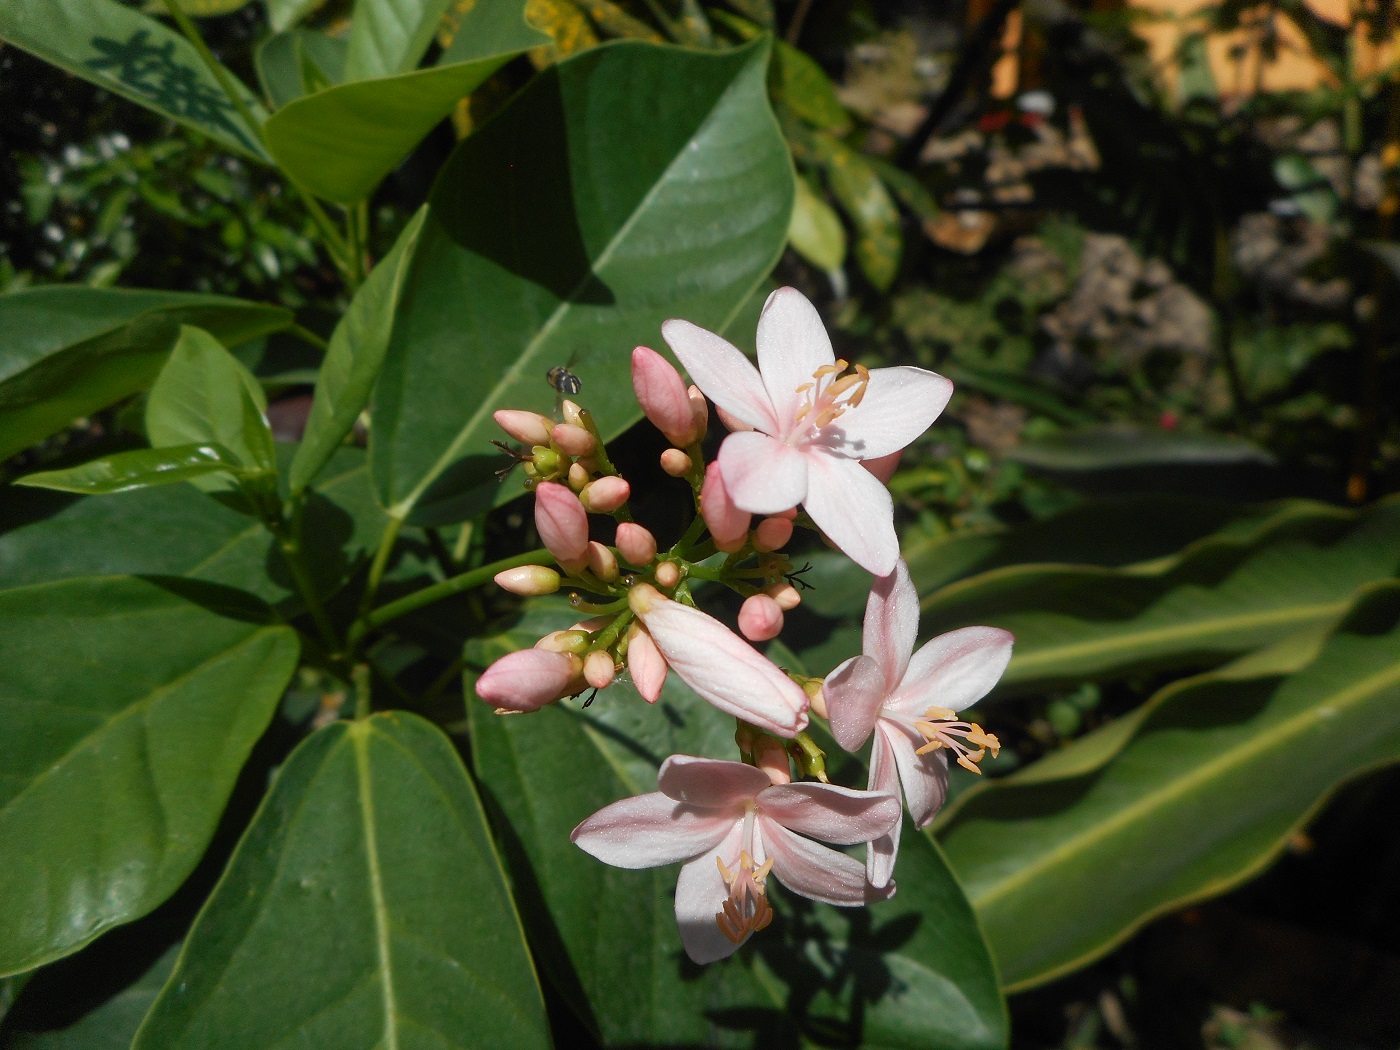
[571,755,900,963]
[628,584,808,736]
[662,288,952,576]
[823,560,1013,886]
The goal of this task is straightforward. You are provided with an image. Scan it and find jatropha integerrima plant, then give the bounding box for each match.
[476,287,1014,964]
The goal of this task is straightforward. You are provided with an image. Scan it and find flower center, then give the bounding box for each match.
[714,850,774,945]
[792,359,870,433]
[912,706,1002,774]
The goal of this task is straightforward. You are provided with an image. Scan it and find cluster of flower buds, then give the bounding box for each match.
[477,287,1013,964]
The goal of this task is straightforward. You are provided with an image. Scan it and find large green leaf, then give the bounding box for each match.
[466,607,1006,1048]
[940,582,1400,992]
[255,28,346,108]
[344,0,454,80]
[371,39,794,522]
[1006,426,1274,471]
[1,447,386,609]
[0,288,288,464]
[133,713,549,1050]
[15,443,246,495]
[290,208,428,495]
[263,0,547,202]
[0,576,299,976]
[921,496,1400,693]
[0,0,268,159]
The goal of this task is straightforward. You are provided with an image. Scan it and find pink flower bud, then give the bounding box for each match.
[765,581,802,611]
[615,522,657,566]
[752,516,793,552]
[561,400,585,427]
[654,561,680,589]
[626,624,667,702]
[551,422,596,457]
[737,594,784,641]
[534,482,589,572]
[755,736,792,785]
[494,410,553,447]
[687,385,708,441]
[701,462,750,553]
[535,629,591,654]
[494,565,561,595]
[584,649,617,689]
[580,475,630,513]
[863,450,903,485]
[632,346,699,446]
[476,649,583,712]
[567,462,590,491]
[659,448,692,477]
[586,540,619,582]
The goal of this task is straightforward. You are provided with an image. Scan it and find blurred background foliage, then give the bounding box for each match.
[2,0,1398,1045]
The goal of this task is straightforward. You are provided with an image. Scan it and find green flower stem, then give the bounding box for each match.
[351,548,555,643]
[352,662,372,720]
[274,519,342,659]
[668,511,710,560]
[357,512,406,619]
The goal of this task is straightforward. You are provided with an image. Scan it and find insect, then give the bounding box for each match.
[546,364,582,396]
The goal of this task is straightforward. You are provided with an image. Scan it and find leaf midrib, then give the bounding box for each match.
[353,728,400,1050]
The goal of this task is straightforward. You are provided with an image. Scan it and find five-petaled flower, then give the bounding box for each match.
[571,755,900,963]
[662,287,952,576]
[823,560,1013,886]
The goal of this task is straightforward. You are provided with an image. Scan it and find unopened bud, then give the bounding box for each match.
[476,649,583,712]
[632,346,698,446]
[625,623,667,702]
[752,516,793,552]
[765,581,802,611]
[583,649,617,689]
[701,461,750,553]
[755,735,792,785]
[687,386,708,442]
[561,399,585,427]
[534,481,589,573]
[580,475,630,513]
[567,462,590,491]
[615,522,658,566]
[531,447,560,476]
[737,594,784,641]
[494,410,553,447]
[494,565,561,596]
[551,422,596,457]
[863,450,903,484]
[654,560,680,589]
[586,541,619,582]
[801,677,827,719]
[659,448,692,477]
[713,404,754,434]
[535,629,591,654]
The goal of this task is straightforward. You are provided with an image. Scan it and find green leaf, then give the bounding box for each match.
[146,326,277,495]
[1006,426,1275,471]
[772,39,851,133]
[133,713,549,1050]
[290,208,428,495]
[142,0,253,12]
[263,0,547,202]
[0,0,268,159]
[371,39,794,521]
[345,0,455,80]
[921,496,1400,693]
[0,576,299,975]
[816,134,901,291]
[940,581,1400,992]
[0,288,288,464]
[788,175,846,272]
[262,0,325,32]
[14,443,245,495]
[1,448,386,609]
[255,28,346,108]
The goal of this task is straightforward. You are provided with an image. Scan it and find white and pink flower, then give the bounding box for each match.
[571,755,900,963]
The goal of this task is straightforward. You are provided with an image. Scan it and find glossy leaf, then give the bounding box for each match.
[371,39,793,521]
[0,576,299,975]
[14,443,244,495]
[1006,426,1274,471]
[921,496,1400,693]
[941,582,1400,991]
[0,0,268,159]
[817,134,901,291]
[789,175,847,272]
[290,208,428,494]
[264,0,547,202]
[345,0,454,80]
[146,326,277,495]
[133,713,549,1050]
[0,288,288,463]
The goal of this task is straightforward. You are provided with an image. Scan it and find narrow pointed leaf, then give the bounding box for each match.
[0,0,268,159]
[15,443,244,495]
[0,576,299,976]
[371,39,793,521]
[290,207,428,494]
[940,582,1400,992]
[134,713,548,1050]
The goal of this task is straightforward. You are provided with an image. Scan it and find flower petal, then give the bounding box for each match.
[890,626,1015,716]
[658,755,770,809]
[758,818,893,907]
[866,728,903,888]
[631,587,810,736]
[674,821,748,964]
[865,559,918,692]
[802,451,899,576]
[626,625,668,703]
[662,319,778,434]
[571,792,735,868]
[884,720,949,827]
[754,287,835,435]
[717,431,808,515]
[835,366,953,461]
[757,782,900,845]
[823,654,886,751]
